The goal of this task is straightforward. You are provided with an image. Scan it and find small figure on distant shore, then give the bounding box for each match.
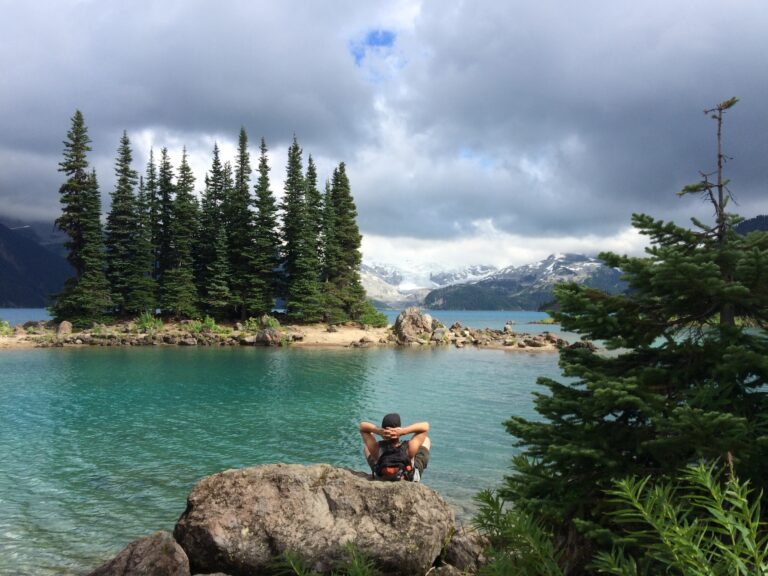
[360,413,430,481]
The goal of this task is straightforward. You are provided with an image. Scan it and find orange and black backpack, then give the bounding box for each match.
[374,441,414,481]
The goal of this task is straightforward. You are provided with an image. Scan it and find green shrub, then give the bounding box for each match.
[271,543,379,575]
[243,315,281,332]
[0,319,12,337]
[358,302,388,328]
[473,489,564,576]
[473,463,768,576]
[593,462,768,576]
[135,311,163,334]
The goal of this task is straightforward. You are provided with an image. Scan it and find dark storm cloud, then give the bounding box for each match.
[351,0,768,239]
[0,0,378,218]
[0,0,766,244]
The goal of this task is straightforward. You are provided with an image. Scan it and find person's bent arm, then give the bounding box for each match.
[400,421,429,458]
[359,421,382,459]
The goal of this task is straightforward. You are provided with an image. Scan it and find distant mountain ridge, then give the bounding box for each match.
[424,253,627,310]
[735,214,768,235]
[360,262,497,308]
[0,221,72,307]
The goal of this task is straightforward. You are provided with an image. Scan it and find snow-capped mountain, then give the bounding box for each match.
[361,262,497,307]
[429,265,498,287]
[491,253,607,285]
[423,253,627,310]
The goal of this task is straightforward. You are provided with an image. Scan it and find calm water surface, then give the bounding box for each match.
[0,314,565,575]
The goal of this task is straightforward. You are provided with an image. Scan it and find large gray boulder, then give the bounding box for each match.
[393,307,437,344]
[174,464,455,575]
[87,531,190,576]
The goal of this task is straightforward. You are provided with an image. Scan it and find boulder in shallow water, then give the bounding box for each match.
[174,463,455,575]
[87,530,189,576]
[393,307,439,344]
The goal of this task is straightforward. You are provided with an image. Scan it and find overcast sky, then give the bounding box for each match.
[1,0,766,268]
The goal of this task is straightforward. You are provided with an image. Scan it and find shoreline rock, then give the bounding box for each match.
[1,309,583,352]
[87,464,486,576]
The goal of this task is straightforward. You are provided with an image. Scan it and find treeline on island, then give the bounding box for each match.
[52,110,385,328]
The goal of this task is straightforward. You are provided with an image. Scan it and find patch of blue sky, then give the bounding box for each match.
[349,28,397,66]
[459,147,497,170]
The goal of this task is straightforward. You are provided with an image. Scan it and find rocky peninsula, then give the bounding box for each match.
[0,308,586,352]
[86,464,487,576]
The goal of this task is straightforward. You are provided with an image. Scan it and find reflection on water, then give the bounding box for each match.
[0,345,561,575]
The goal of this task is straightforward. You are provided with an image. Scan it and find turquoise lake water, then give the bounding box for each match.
[0,310,567,575]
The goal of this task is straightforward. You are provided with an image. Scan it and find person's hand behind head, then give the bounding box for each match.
[381,427,401,441]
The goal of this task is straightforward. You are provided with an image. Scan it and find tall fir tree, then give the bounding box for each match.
[105,131,139,316]
[156,148,176,286]
[305,155,324,258]
[502,99,768,573]
[280,136,305,283]
[281,137,323,322]
[129,175,157,314]
[159,148,199,318]
[251,137,280,315]
[144,149,161,283]
[224,127,259,319]
[51,111,111,325]
[196,143,231,318]
[323,162,367,323]
[321,179,335,281]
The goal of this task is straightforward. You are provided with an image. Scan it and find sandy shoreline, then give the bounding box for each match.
[0,323,392,350]
[0,320,565,352]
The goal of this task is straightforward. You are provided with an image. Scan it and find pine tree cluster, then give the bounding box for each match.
[51,111,374,327]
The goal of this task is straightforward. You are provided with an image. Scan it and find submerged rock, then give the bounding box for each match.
[174,463,455,576]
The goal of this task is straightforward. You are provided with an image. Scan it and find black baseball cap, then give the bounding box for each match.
[381,413,401,428]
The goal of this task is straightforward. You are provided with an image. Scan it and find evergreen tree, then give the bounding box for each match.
[144,149,161,283]
[323,162,367,323]
[159,148,199,318]
[321,179,335,281]
[251,137,280,315]
[502,99,768,572]
[156,148,175,284]
[196,143,231,318]
[305,155,324,258]
[281,137,324,322]
[129,175,157,314]
[224,127,258,319]
[105,131,139,316]
[51,111,111,325]
[280,136,305,283]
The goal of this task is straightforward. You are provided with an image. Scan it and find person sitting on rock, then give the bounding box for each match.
[360,413,430,482]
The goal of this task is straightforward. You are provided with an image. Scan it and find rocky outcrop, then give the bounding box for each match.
[86,531,189,576]
[85,464,485,575]
[12,310,573,353]
[391,308,568,351]
[392,307,441,344]
[174,464,455,575]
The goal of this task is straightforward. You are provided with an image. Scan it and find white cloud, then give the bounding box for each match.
[362,221,647,270]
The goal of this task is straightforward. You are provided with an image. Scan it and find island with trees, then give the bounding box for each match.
[50,110,385,330]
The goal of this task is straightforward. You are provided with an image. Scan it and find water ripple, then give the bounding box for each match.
[0,346,561,575]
